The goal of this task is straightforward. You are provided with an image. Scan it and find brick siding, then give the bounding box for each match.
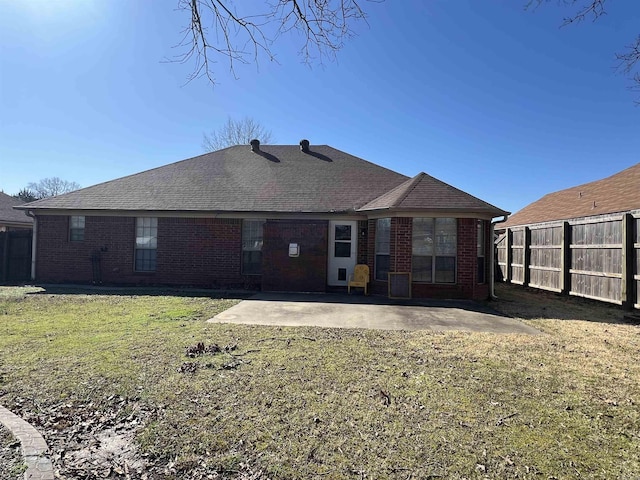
[262,220,328,292]
[35,215,244,288]
[35,214,490,300]
[368,216,490,300]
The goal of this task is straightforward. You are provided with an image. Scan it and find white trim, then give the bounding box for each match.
[364,210,497,221]
[24,209,499,221]
[24,210,365,221]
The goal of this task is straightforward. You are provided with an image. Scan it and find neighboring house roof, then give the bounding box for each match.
[359,172,508,215]
[0,192,33,227]
[498,162,640,229]
[17,143,506,216]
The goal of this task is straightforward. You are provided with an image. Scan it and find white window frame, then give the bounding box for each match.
[135,217,157,272]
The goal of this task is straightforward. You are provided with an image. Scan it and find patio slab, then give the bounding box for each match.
[209,292,540,334]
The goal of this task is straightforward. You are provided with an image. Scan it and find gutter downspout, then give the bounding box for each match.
[25,210,36,281]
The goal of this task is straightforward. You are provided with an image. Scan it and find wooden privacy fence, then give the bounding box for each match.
[496,212,639,310]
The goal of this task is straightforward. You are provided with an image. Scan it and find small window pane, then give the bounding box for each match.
[412,218,434,256]
[435,256,455,283]
[242,220,265,274]
[70,216,85,229]
[412,255,432,282]
[243,220,264,251]
[242,251,262,275]
[375,254,390,281]
[477,220,485,257]
[375,218,391,254]
[335,225,351,241]
[435,218,456,256]
[135,249,157,272]
[70,215,85,242]
[335,242,351,258]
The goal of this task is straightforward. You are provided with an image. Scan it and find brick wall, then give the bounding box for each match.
[262,220,328,292]
[391,217,412,273]
[366,216,489,300]
[35,213,491,299]
[456,217,476,297]
[367,219,386,295]
[157,217,242,287]
[357,220,368,265]
[35,215,244,287]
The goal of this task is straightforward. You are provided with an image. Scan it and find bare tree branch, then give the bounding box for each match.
[202,116,275,151]
[525,1,640,101]
[524,0,608,24]
[170,1,375,84]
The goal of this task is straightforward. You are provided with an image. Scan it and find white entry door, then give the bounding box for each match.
[327,220,357,286]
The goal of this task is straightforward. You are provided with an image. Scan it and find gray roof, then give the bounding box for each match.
[359,172,508,215]
[18,144,506,216]
[0,192,32,226]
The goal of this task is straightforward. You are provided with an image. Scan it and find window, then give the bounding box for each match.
[135,217,157,272]
[477,220,486,284]
[334,224,352,258]
[412,218,457,283]
[375,218,391,281]
[69,216,85,241]
[242,219,265,275]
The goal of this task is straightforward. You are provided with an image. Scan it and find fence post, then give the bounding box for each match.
[561,221,571,296]
[622,213,635,311]
[523,227,531,287]
[505,228,512,283]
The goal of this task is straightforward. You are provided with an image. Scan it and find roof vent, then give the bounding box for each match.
[300,139,310,153]
[250,139,260,152]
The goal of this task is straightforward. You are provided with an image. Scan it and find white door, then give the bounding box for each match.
[327,220,357,286]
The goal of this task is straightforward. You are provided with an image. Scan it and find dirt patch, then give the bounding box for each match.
[491,282,626,324]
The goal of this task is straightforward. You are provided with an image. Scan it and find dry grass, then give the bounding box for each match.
[0,284,639,479]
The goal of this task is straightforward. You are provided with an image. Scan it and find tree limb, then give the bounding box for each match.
[171,0,374,84]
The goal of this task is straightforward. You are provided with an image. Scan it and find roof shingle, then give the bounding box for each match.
[0,192,32,226]
[18,144,507,217]
[359,172,508,215]
[498,162,640,229]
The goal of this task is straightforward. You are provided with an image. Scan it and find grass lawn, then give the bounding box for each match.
[0,284,639,479]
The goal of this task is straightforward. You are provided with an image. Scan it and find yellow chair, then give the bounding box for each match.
[348,264,370,295]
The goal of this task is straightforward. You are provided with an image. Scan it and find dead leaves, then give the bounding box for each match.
[185,342,236,357]
[179,342,251,374]
[13,396,157,480]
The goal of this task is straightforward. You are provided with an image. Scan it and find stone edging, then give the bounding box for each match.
[0,405,54,480]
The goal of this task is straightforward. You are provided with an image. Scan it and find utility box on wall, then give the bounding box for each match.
[288,243,299,257]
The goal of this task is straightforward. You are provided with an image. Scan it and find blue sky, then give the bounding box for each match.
[1,0,638,215]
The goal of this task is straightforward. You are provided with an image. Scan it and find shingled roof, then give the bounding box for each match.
[19,145,408,213]
[498,162,640,229]
[0,192,32,227]
[17,143,506,216]
[359,172,507,215]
